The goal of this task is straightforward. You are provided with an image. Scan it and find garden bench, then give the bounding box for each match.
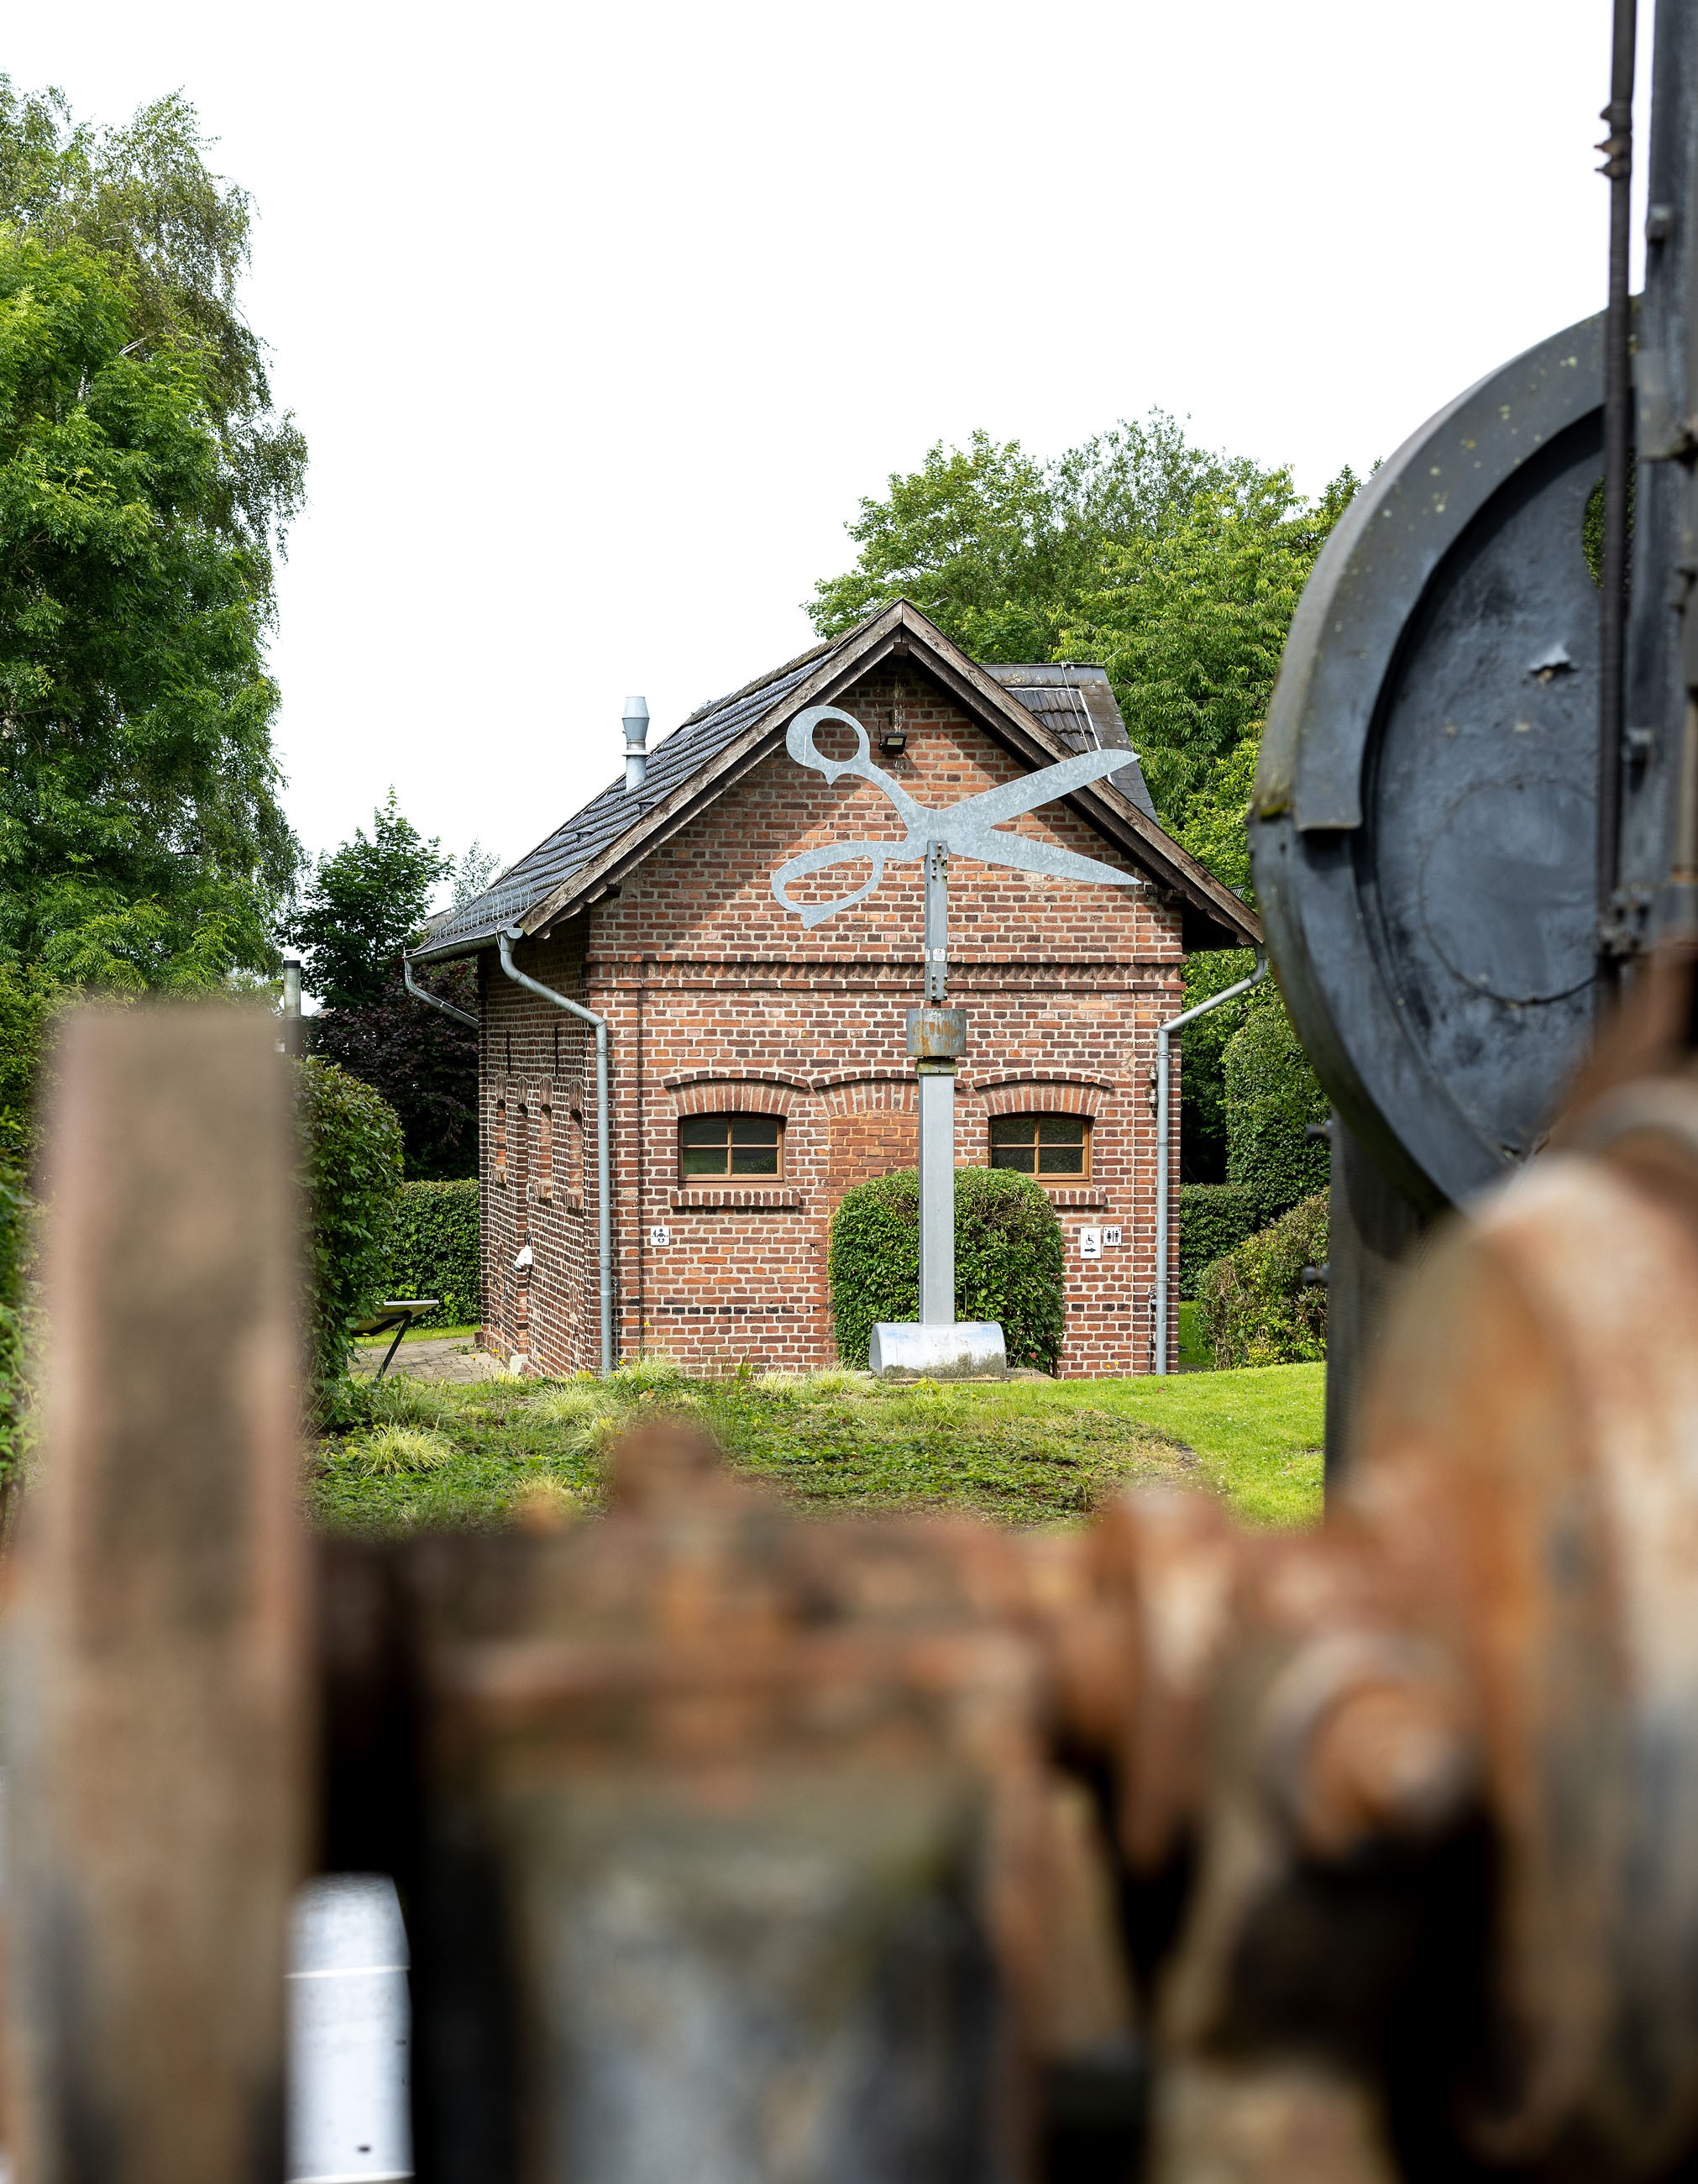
[349,1299,440,1382]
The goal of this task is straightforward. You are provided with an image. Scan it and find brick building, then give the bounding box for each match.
[408,601,1258,1376]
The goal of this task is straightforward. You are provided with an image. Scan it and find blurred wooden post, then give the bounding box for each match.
[5,1010,308,2184]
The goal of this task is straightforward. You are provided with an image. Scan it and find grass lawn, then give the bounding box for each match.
[312,1357,1324,1537]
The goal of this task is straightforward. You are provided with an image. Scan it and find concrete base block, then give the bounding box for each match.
[868,1322,1007,1380]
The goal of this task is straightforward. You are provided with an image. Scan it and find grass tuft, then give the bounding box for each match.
[349,1425,457,1477]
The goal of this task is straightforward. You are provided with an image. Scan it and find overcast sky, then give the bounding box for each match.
[9,0,1648,886]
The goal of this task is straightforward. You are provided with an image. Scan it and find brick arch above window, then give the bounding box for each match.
[973,1075,1114,1119]
[668,1077,798,1118]
[817,1072,917,1117]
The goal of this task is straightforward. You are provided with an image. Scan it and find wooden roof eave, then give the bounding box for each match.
[510,602,919,937]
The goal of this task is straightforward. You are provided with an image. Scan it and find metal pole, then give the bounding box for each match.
[924,839,947,1005]
[498,928,615,1378]
[917,843,955,1325]
[1598,0,1638,970]
[917,1068,956,1325]
[1153,955,1267,1374]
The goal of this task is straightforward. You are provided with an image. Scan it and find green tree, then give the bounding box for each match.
[0,233,297,986]
[287,791,450,1011]
[810,417,1264,669]
[289,796,479,1179]
[1061,467,1359,824]
[0,80,305,572]
[0,81,305,990]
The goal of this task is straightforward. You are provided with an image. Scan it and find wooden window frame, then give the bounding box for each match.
[988,1111,1092,1179]
[677,1112,785,1184]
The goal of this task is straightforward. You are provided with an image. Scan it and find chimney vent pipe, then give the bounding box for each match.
[623,695,650,791]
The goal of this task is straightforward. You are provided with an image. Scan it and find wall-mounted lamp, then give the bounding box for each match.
[881,682,907,754]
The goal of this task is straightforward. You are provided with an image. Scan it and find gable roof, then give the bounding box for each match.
[413,601,1260,961]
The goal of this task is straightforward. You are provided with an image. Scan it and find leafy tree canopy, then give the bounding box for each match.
[287,790,450,1011]
[0,231,297,986]
[810,418,1258,677]
[0,79,305,569]
[0,81,305,991]
[1063,468,1358,821]
[287,795,488,1179]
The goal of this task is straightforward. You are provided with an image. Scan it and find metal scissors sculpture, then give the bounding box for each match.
[770,702,1144,1367]
[770,706,1141,929]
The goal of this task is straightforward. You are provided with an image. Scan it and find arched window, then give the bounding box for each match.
[989,1113,1090,1179]
[678,1113,783,1181]
[494,1095,508,1187]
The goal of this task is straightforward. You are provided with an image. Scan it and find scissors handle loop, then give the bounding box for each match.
[786,705,874,784]
[770,839,894,929]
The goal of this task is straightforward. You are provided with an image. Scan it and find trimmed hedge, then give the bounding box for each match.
[382,1179,480,1328]
[296,1057,405,1417]
[829,1167,1066,1373]
[1224,997,1329,1220]
[1177,1182,1260,1299]
[1197,1190,1328,1368]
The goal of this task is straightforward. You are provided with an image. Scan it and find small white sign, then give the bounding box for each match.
[1079,1226,1102,1260]
[1103,1226,1124,1247]
[648,1226,671,1247]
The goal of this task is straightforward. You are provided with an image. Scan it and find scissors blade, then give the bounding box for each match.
[951,829,1138,890]
[940,748,1140,834]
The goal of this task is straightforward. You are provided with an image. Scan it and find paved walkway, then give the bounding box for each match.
[350,1336,505,1385]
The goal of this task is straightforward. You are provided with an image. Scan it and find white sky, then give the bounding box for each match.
[13,0,1648,885]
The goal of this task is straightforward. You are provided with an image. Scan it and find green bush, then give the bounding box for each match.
[1198,1190,1329,1368]
[382,1178,480,1327]
[1177,1181,1260,1299]
[296,1057,405,1416]
[1224,997,1329,1220]
[829,1167,1066,1373]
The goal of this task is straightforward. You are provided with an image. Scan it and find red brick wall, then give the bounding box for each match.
[477,662,1187,1377]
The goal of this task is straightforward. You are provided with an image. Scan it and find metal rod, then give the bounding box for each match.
[924,840,947,1004]
[1599,0,1638,968]
[404,953,480,1031]
[1153,955,1267,1374]
[498,928,615,1378]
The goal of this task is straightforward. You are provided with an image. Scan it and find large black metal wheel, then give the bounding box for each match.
[1253,312,1606,1215]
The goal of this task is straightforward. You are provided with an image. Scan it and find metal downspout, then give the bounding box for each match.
[498,927,615,1378]
[403,954,480,1031]
[1154,953,1268,1374]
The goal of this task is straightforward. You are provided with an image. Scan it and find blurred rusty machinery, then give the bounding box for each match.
[10,990,1698,2184]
